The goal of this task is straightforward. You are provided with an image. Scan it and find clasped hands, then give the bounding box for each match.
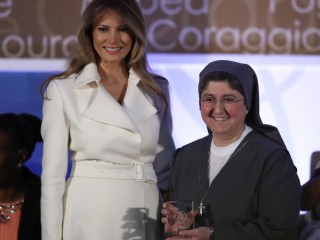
[161,202,212,240]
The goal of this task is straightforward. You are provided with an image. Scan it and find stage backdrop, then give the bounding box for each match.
[0,54,319,185]
[0,0,319,58]
[0,0,319,184]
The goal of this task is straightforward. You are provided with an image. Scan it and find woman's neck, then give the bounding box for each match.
[0,185,24,203]
[0,170,24,202]
[213,125,246,147]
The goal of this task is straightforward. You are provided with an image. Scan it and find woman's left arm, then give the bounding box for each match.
[153,80,176,193]
[244,149,301,239]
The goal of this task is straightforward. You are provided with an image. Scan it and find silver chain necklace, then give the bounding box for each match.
[198,137,250,216]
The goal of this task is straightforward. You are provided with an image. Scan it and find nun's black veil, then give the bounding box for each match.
[199,60,287,149]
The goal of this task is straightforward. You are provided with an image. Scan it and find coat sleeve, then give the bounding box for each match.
[41,80,69,240]
[153,79,176,191]
[251,150,301,239]
[216,149,301,240]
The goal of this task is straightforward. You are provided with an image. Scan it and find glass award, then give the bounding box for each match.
[164,200,195,238]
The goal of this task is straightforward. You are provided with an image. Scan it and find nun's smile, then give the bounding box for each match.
[200,81,248,146]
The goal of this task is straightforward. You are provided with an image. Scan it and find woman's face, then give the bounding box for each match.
[93,10,133,67]
[0,131,20,184]
[200,81,248,145]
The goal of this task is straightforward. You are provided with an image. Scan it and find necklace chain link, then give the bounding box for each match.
[0,199,24,224]
[199,138,250,214]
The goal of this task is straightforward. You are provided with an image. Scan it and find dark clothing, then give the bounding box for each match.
[18,167,41,240]
[168,130,301,240]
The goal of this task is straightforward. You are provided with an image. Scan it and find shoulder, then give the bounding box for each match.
[156,77,169,95]
[45,70,82,99]
[153,74,168,87]
[149,73,169,92]
[47,63,98,89]
[248,130,288,154]
[175,135,211,159]
[47,74,76,89]
[170,135,211,181]
[246,131,293,169]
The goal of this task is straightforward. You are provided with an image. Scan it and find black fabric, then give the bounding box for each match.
[18,167,41,240]
[312,168,320,179]
[199,60,287,149]
[168,131,301,240]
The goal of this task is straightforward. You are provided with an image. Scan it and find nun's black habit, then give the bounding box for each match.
[168,60,301,240]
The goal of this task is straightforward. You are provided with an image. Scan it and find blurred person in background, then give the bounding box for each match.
[299,151,320,240]
[0,113,42,240]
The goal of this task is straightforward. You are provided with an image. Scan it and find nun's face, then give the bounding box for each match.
[200,81,248,146]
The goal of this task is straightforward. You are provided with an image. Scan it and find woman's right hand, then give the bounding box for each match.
[161,202,198,236]
[161,202,172,232]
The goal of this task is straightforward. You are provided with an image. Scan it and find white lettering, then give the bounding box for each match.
[62,35,78,56]
[179,27,202,51]
[161,0,183,16]
[242,27,266,53]
[292,0,314,14]
[203,27,217,50]
[2,35,24,57]
[269,0,320,16]
[294,20,301,51]
[49,36,62,58]
[216,27,239,52]
[302,27,320,52]
[0,0,12,18]
[185,0,208,15]
[268,0,277,13]
[268,28,291,53]
[139,0,208,16]
[0,35,77,58]
[138,0,158,15]
[148,19,176,51]
[81,0,92,14]
[27,36,47,58]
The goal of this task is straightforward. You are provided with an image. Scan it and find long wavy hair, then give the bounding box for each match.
[40,0,168,109]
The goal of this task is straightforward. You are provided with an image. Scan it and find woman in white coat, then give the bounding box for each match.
[40,0,175,239]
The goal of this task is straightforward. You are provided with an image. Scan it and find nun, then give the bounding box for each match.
[162,60,301,240]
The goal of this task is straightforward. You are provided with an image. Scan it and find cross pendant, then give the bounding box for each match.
[199,202,205,216]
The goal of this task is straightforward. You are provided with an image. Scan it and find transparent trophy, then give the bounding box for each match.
[164,200,195,238]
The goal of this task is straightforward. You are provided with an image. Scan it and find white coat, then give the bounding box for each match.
[41,63,175,240]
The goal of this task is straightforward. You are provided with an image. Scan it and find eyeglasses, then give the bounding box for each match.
[200,95,243,109]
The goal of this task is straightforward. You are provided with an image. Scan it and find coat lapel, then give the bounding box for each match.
[83,86,138,132]
[123,71,157,125]
[75,64,156,133]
